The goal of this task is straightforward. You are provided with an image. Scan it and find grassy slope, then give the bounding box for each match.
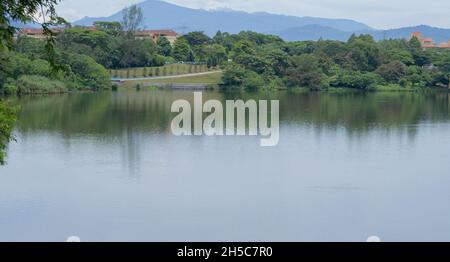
[120,71,223,87]
[111,64,212,78]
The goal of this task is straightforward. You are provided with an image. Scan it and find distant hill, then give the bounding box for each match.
[368,25,450,44]
[73,0,450,43]
[74,0,372,35]
[10,20,40,29]
[275,25,353,42]
[277,25,450,43]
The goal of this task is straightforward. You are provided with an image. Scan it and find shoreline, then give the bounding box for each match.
[2,82,449,97]
[2,86,449,96]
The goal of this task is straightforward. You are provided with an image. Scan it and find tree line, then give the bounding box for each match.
[219,32,450,91]
[5,4,448,95]
[1,2,450,163]
[24,22,450,92]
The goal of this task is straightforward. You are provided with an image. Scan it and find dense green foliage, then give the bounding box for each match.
[55,27,172,69]
[0,38,111,95]
[5,5,441,92]
[74,26,443,90]
[220,33,449,90]
[156,36,172,57]
[4,75,67,94]
[51,25,225,70]
[56,28,116,67]
[15,24,445,92]
[1,0,66,163]
[0,100,16,164]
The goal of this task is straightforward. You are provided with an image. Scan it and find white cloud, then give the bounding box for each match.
[57,0,450,29]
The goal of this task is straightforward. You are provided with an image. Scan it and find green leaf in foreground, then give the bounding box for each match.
[0,100,17,165]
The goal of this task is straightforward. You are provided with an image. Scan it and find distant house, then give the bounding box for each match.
[410,32,450,49]
[135,29,179,45]
[438,41,450,49]
[17,27,68,39]
[18,28,47,39]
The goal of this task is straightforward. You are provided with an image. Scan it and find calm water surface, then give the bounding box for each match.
[1,90,450,241]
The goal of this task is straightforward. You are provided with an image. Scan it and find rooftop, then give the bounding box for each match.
[410,32,450,49]
[19,28,178,37]
[135,29,178,37]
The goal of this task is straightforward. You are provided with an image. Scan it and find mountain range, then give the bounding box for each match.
[71,0,450,43]
[11,20,40,29]
[276,25,450,44]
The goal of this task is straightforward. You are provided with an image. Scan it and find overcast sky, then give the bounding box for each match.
[56,0,450,29]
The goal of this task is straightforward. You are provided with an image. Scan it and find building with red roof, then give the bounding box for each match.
[411,32,422,38]
[135,29,179,45]
[410,32,450,49]
[438,42,450,49]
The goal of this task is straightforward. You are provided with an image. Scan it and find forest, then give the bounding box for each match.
[1,27,449,95]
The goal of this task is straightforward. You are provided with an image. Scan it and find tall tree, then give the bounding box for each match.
[408,36,422,49]
[121,5,143,38]
[182,31,211,46]
[157,36,172,56]
[93,21,123,36]
[285,54,328,90]
[375,61,408,83]
[56,28,116,68]
[172,38,194,62]
[117,38,156,68]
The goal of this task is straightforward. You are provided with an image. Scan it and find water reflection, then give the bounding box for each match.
[8,90,450,177]
[1,90,450,241]
[11,90,450,136]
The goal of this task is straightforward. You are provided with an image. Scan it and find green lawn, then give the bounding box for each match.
[110,64,213,79]
[120,71,223,88]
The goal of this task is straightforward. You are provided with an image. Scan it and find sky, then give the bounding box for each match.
[56,0,450,29]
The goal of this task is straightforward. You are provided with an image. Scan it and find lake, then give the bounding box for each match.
[1,90,450,242]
